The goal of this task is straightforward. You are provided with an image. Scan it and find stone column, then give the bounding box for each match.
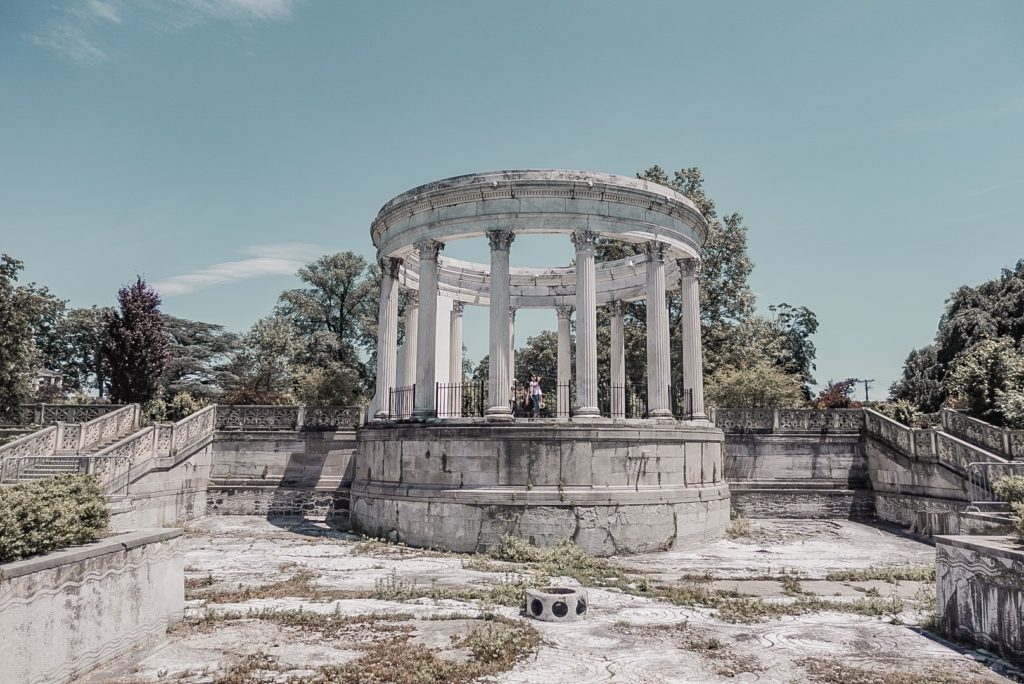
[609,300,626,418]
[679,258,706,419]
[486,230,515,420]
[509,306,517,387]
[413,240,444,418]
[401,290,418,388]
[373,256,402,420]
[572,231,599,417]
[448,301,464,418]
[555,305,573,417]
[645,242,672,418]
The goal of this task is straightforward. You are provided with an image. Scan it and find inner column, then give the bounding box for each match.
[572,230,600,417]
[413,240,443,418]
[555,305,573,418]
[448,301,464,417]
[486,230,515,420]
[373,256,401,420]
[609,300,626,418]
[680,257,707,420]
[646,242,672,418]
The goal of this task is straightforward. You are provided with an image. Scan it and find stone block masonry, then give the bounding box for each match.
[0,529,183,684]
[936,535,1024,663]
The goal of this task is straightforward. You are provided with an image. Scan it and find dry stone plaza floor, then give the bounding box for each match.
[87,517,1017,683]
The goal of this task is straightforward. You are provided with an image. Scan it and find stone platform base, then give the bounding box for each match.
[729,481,874,519]
[350,420,729,556]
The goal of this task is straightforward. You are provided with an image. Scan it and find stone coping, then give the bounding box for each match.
[0,529,183,580]
[352,481,730,506]
[362,419,721,439]
[934,534,1024,563]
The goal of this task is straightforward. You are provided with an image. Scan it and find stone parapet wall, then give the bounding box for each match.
[729,483,874,519]
[206,486,349,519]
[874,492,969,528]
[0,530,183,684]
[108,441,214,531]
[351,421,729,556]
[937,535,1024,662]
[866,436,967,502]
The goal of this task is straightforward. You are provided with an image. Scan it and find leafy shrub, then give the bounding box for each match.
[873,400,924,427]
[946,337,1024,428]
[1012,502,1024,543]
[166,391,204,422]
[813,378,860,409]
[993,475,1024,504]
[0,475,109,563]
[705,359,806,408]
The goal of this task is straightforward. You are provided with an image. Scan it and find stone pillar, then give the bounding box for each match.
[555,305,573,417]
[645,242,672,418]
[401,290,418,388]
[413,240,444,418]
[373,256,402,420]
[572,230,599,417]
[448,301,464,418]
[609,300,626,418]
[679,258,706,419]
[509,306,517,387]
[486,230,515,420]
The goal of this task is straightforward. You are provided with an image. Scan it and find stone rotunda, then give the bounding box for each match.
[351,170,729,555]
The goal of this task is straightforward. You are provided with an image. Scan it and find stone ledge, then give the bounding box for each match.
[935,534,1024,563]
[0,528,183,580]
[352,482,729,506]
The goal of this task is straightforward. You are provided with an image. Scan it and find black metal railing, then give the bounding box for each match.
[436,381,487,418]
[388,385,415,420]
[672,385,694,420]
[598,384,648,419]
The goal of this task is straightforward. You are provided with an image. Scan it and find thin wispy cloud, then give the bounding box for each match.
[962,177,1024,199]
[29,0,301,66]
[153,242,322,297]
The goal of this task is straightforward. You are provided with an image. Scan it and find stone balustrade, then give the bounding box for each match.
[4,403,125,427]
[215,404,363,431]
[941,408,1024,461]
[711,408,864,433]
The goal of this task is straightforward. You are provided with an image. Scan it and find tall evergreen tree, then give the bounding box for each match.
[0,256,40,417]
[102,278,169,404]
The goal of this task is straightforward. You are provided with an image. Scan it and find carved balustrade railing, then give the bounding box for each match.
[711,408,864,433]
[78,404,139,452]
[934,430,1008,474]
[2,403,125,427]
[171,405,217,454]
[941,408,1024,461]
[864,409,937,460]
[0,426,58,462]
[215,404,364,430]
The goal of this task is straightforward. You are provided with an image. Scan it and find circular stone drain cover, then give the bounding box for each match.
[526,587,588,622]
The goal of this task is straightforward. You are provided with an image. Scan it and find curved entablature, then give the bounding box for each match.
[371,169,708,269]
[398,254,685,307]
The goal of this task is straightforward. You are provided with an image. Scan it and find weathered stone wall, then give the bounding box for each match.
[866,436,969,526]
[206,430,356,518]
[0,530,183,684]
[351,421,729,556]
[108,440,215,531]
[724,433,872,518]
[937,535,1024,662]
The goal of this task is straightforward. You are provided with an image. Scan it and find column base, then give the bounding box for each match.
[412,409,437,420]
[572,407,601,422]
[485,406,515,422]
[649,409,674,419]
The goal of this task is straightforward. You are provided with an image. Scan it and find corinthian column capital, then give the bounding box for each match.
[679,257,700,277]
[570,230,598,252]
[486,229,515,251]
[555,305,575,321]
[414,239,445,261]
[378,256,403,278]
[644,241,667,262]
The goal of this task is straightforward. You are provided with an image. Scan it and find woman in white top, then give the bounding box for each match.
[529,374,543,418]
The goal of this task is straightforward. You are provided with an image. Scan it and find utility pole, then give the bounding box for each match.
[857,378,875,403]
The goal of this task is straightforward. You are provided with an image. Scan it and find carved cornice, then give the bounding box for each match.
[555,305,575,320]
[486,229,516,251]
[571,230,597,252]
[414,239,445,261]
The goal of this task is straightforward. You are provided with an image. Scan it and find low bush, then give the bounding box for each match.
[0,475,109,563]
[993,475,1024,503]
[873,400,924,427]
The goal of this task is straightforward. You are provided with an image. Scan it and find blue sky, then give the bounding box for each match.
[2,0,1022,397]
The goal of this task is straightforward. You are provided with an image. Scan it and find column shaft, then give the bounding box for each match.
[413,240,444,417]
[609,301,626,418]
[572,231,599,417]
[509,306,517,388]
[486,230,515,420]
[373,257,401,419]
[401,291,418,388]
[448,302,464,417]
[646,243,672,418]
[555,306,574,418]
[680,258,706,419]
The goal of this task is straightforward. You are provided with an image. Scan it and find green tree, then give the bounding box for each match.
[57,306,113,396]
[0,256,40,417]
[221,315,300,404]
[705,359,805,408]
[162,315,240,401]
[946,337,1024,427]
[514,331,560,388]
[892,260,1024,412]
[276,252,378,402]
[101,277,169,404]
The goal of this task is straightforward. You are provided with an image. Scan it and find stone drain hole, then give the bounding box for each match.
[526,587,588,622]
